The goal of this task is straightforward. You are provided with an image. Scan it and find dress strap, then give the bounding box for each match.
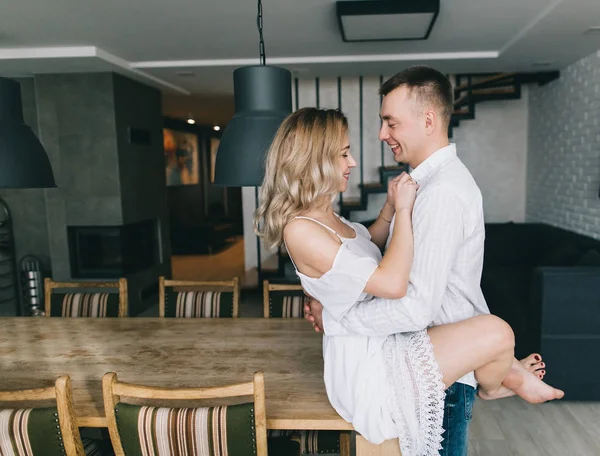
[284,216,343,273]
[292,216,344,242]
[283,240,299,271]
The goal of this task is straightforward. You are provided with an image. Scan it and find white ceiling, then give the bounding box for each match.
[1,0,600,101]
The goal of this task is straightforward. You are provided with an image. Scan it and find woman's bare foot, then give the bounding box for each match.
[478,355,547,400]
[478,358,521,400]
[521,353,545,379]
[495,360,564,404]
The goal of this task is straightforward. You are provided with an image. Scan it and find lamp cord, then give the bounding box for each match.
[257,0,266,65]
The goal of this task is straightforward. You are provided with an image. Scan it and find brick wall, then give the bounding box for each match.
[527,50,600,239]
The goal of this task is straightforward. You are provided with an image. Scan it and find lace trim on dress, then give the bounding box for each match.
[383,330,446,456]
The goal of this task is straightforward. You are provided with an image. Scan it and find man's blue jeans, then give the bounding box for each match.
[439,383,476,456]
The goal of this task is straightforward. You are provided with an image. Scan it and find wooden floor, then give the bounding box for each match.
[171,238,276,288]
[469,396,600,456]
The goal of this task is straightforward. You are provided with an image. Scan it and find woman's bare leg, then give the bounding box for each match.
[427,314,564,403]
[427,314,514,395]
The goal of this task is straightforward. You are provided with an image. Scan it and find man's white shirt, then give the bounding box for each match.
[323,143,490,388]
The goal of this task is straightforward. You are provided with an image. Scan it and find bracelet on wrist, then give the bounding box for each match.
[379,212,392,223]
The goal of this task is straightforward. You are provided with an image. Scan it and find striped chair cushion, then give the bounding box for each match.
[268,430,340,455]
[0,407,66,456]
[114,402,256,456]
[164,290,234,318]
[50,293,119,317]
[268,291,310,318]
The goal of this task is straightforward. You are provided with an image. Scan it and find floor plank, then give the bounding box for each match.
[469,439,515,456]
[470,397,600,456]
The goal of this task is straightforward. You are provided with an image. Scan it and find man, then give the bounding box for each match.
[304,66,544,455]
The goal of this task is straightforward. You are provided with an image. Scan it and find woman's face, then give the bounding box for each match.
[338,134,356,192]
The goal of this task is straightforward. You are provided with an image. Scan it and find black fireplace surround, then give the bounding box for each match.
[68,219,159,278]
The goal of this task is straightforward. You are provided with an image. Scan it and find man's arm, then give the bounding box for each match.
[322,187,464,337]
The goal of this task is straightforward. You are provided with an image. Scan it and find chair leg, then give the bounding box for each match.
[340,431,352,456]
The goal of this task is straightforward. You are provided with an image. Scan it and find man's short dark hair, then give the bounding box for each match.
[380,66,454,128]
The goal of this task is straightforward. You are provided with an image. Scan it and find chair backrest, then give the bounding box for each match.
[44,278,128,317]
[0,376,84,456]
[102,372,267,456]
[263,280,309,318]
[158,276,240,318]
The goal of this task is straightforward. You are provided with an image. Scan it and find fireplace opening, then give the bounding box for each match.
[68,219,160,278]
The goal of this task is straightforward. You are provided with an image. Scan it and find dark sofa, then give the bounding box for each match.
[482,222,600,400]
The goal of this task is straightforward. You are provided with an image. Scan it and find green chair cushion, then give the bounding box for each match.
[0,407,66,456]
[114,402,256,456]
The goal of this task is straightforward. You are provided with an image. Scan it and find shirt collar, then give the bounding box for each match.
[409,143,457,183]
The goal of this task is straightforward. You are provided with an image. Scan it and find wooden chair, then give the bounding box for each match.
[45,278,128,317]
[0,376,84,456]
[263,281,349,455]
[102,372,275,456]
[263,280,310,318]
[159,276,240,318]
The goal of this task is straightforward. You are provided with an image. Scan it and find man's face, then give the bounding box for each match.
[379,86,425,168]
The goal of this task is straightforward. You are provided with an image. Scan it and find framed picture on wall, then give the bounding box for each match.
[163,128,200,186]
[210,137,220,183]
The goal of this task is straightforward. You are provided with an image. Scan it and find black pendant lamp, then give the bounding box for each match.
[214,0,292,187]
[0,77,56,189]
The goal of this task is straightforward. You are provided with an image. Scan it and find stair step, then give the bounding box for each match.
[380,165,409,176]
[454,86,517,108]
[379,165,409,184]
[452,108,475,120]
[341,198,363,208]
[360,182,386,193]
[454,72,516,92]
[516,71,559,86]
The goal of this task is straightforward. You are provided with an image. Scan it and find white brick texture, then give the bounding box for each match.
[527,50,600,240]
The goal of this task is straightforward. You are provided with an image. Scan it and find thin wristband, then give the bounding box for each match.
[379,212,392,223]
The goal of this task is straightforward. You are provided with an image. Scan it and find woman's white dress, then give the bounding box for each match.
[288,215,445,456]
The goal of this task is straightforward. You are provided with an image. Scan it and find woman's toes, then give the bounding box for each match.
[521,353,542,369]
[537,370,546,379]
[523,359,545,374]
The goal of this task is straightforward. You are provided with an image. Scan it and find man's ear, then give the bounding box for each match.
[424,109,437,135]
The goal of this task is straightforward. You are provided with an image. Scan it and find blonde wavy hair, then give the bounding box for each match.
[254,107,349,249]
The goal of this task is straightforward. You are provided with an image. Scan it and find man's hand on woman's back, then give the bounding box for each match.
[304,299,324,333]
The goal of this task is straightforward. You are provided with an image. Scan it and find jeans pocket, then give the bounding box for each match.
[463,386,475,421]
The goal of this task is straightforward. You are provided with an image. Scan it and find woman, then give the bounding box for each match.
[254,108,563,456]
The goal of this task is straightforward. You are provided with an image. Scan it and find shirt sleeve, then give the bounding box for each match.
[323,187,464,336]
[303,242,378,321]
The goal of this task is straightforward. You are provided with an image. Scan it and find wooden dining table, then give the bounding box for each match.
[0,318,401,455]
